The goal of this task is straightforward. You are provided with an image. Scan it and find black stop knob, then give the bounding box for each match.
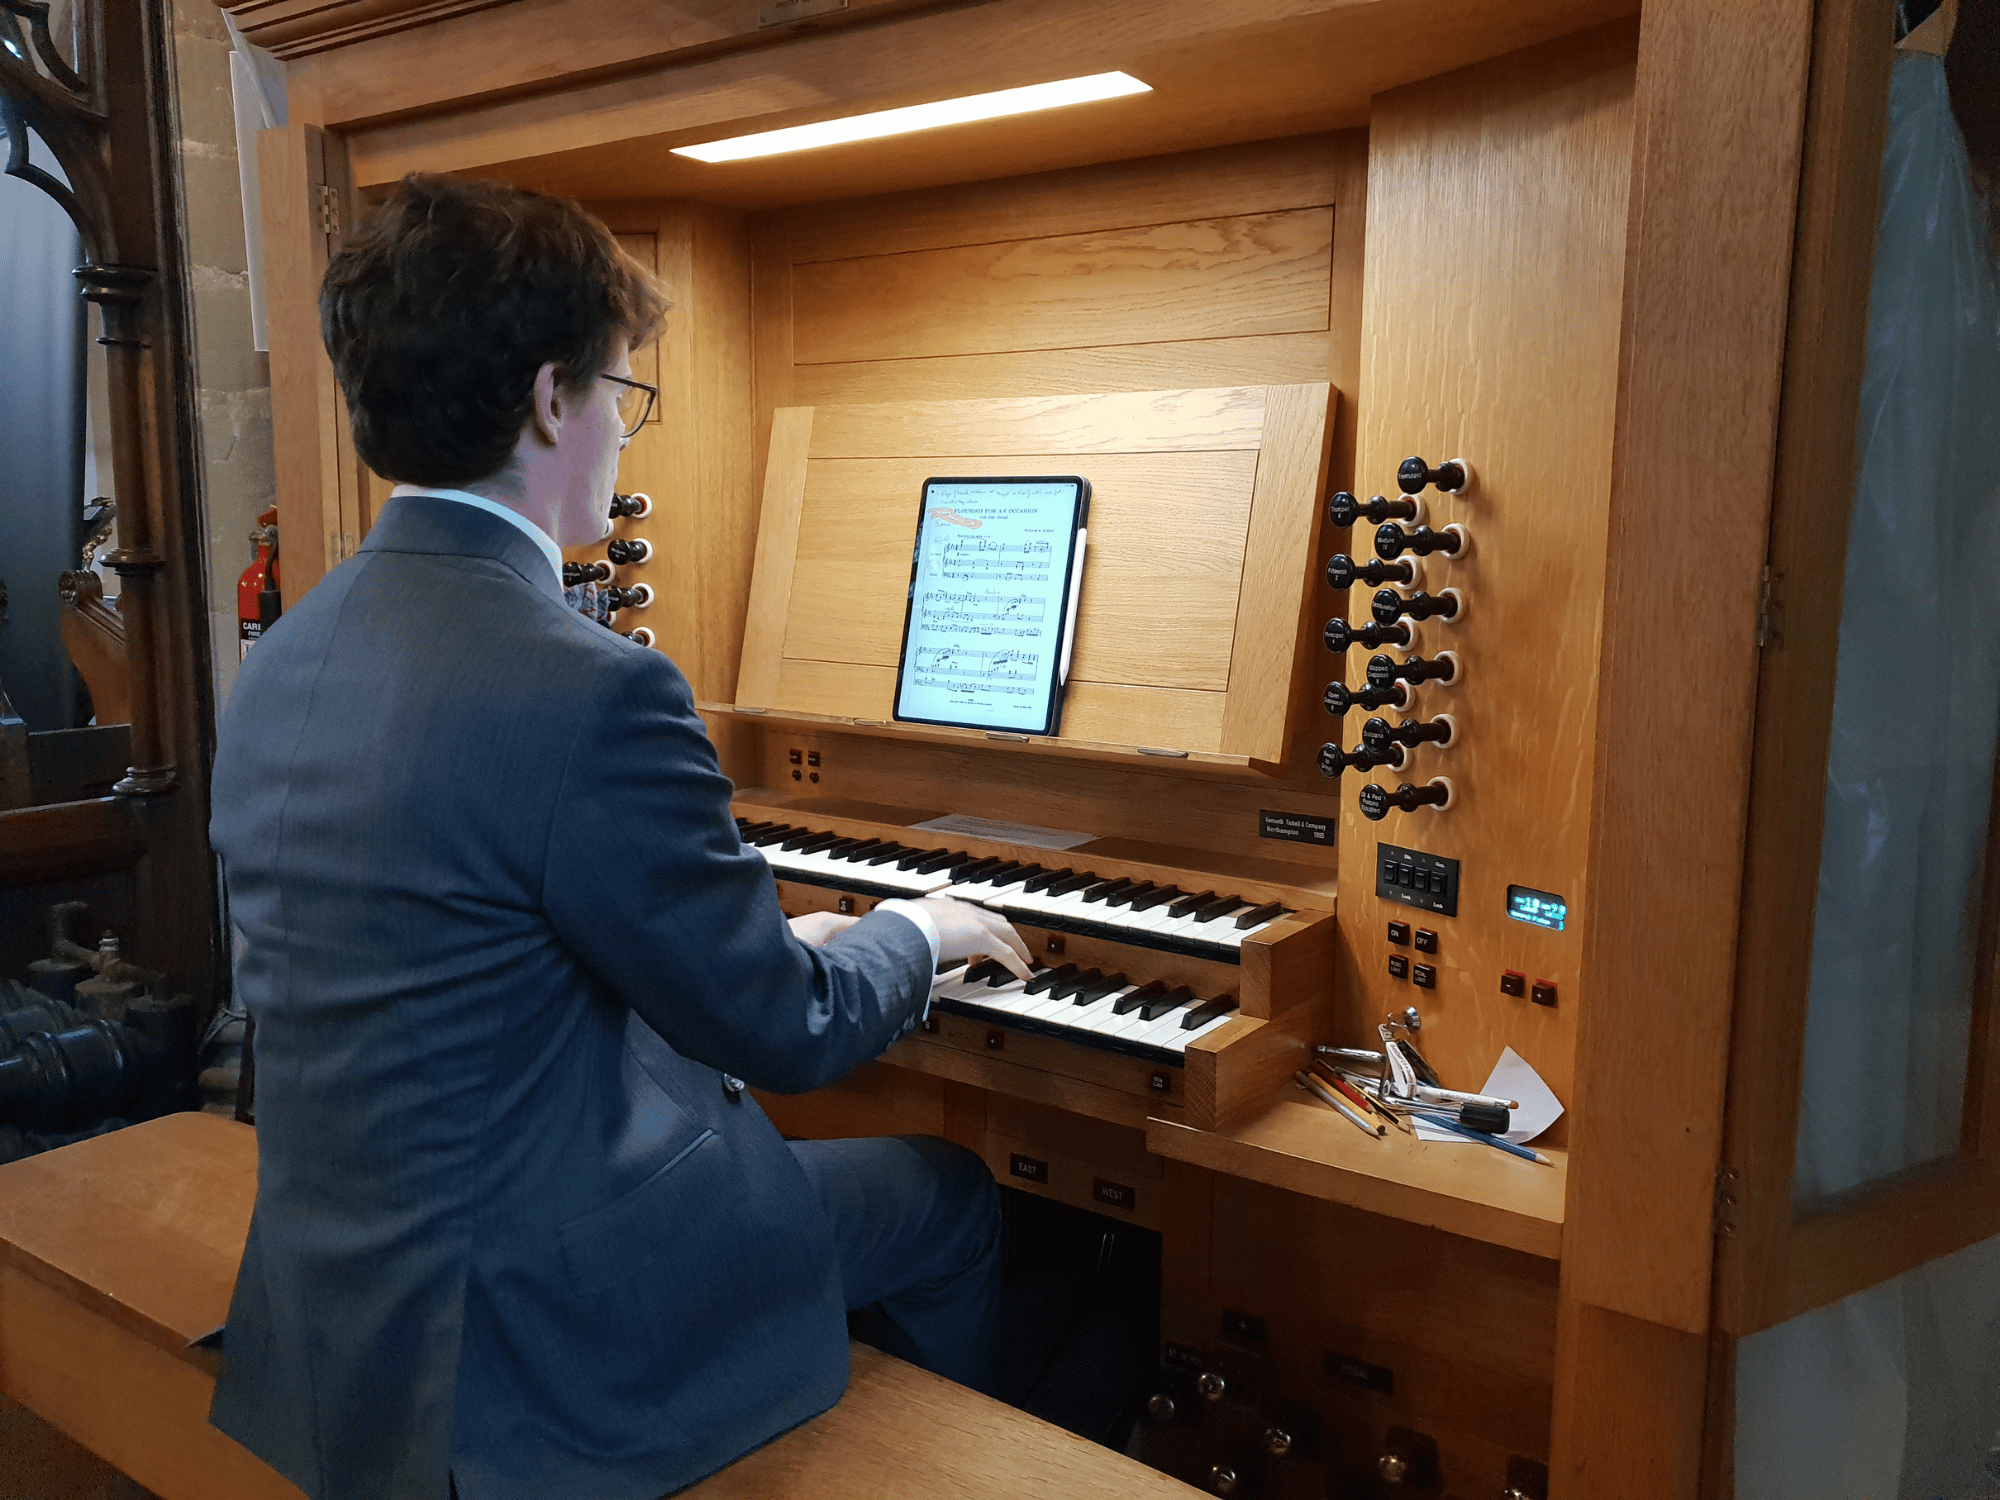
[1328,492,1420,529]
[1324,617,1413,653]
[601,583,652,611]
[1324,679,1407,717]
[1371,587,1461,625]
[563,559,611,587]
[606,537,652,566]
[1361,715,1454,749]
[1359,779,1452,821]
[1326,553,1418,591]
[1322,741,1405,779]
[1397,455,1471,494]
[608,490,652,519]
[1374,523,1465,561]
[1367,652,1457,688]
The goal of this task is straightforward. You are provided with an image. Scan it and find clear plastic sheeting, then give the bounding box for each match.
[1793,51,2000,1206]
[1736,51,2000,1500]
[1738,1233,2000,1499]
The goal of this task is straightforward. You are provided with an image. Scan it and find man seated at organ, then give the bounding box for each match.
[205,172,1033,1500]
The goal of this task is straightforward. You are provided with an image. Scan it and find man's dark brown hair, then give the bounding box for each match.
[321,174,669,486]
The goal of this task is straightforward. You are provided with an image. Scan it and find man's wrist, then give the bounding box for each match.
[871,898,942,971]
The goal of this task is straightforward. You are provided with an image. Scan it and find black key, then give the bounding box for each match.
[737,820,774,838]
[1128,885,1182,912]
[894,847,939,870]
[1106,882,1157,909]
[1021,867,1070,893]
[863,843,910,865]
[1045,871,1098,896]
[912,849,965,874]
[818,837,865,857]
[1113,980,1167,1016]
[1233,901,1287,931]
[832,838,888,861]
[978,861,1028,885]
[962,958,1009,986]
[748,824,798,846]
[1050,968,1100,1001]
[794,831,846,855]
[952,857,1005,884]
[1167,890,1217,918]
[984,964,1017,988]
[1074,972,1128,1005]
[1023,964,1077,996]
[1081,878,1135,904]
[1141,985,1195,1022]
[1190,894,1244,924]
[1180,994,1239,1030]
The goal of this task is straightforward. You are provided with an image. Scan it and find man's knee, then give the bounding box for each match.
[893,1135,1002,1271]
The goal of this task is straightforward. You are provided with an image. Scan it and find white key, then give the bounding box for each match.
[1165,1012,1239,1052]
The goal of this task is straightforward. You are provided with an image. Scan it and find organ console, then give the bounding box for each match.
[240,2,1966,1494]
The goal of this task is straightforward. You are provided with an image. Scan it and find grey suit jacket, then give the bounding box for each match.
[207,496,932,1500]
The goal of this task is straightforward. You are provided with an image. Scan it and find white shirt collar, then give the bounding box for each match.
[390,485,564,588]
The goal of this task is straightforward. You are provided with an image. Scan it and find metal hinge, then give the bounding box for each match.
[1755,566,1784,649]
[317,183,341,240]
[1713,1164,1740,1238]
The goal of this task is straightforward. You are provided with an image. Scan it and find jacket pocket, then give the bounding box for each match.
[556,1128,716,1295]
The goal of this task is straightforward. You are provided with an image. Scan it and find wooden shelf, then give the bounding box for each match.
[1146,1092,1565,1259]
[700,700,1271,774]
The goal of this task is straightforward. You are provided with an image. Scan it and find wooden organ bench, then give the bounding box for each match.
[0,1113,1200,1500]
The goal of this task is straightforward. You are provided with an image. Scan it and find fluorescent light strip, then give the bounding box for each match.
[672,71,1151,164]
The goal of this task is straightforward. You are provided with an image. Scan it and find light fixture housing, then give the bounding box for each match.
[671,71,1152,164]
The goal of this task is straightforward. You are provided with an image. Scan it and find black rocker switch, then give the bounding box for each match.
[1398,455,1472,494]
[1324,618,1414,653]
[607,490,653,519]
[1375,523,1468,561]
[1327,491,1420,529]
[1501,970,1527,997]
[1411,964,1436,989]
[1368,652,1459,689]
[563,559,612,586]
[1387,921,1411,946]
[1388,954,1410,980]
[1358,779,1453,822]
[1531,979,1559,1008]
[1413,927,1438,954]
[606,537,653,566]
[1317,741,1407,778]
[1324,680,1409,717]
[1326,553,1418,591]
[1361,715,1456,750]
[1372,587,1462,625]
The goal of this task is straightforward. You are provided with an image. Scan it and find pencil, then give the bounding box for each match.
[1295,1071,1384,1137]
[1413,1110,1552,1165]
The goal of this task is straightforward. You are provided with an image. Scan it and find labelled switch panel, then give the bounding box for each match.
[1376,842,1460,916]
[1388,955,1410,981]
[1413,927,1438,953]
[1411,964,1436,989]
[1387,921,1411,946]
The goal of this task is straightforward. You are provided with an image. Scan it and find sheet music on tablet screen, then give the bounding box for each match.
[894,478,1087,736]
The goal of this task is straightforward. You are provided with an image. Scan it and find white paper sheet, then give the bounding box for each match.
[1411,1046,1564,1145]
[908,813,1096,851]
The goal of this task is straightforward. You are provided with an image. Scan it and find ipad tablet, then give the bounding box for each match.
[892,476,1091,737]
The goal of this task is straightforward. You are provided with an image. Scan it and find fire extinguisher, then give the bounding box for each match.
[237,505,282,661]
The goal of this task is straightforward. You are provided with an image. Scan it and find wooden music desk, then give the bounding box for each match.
[0,1111,1197,1500]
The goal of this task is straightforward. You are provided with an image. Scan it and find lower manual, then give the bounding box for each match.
[927,959,1238,1068]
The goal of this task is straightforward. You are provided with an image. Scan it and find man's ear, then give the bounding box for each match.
[530,361,563,447]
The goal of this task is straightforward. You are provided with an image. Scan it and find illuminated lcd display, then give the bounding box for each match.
[1506,885,1568,931]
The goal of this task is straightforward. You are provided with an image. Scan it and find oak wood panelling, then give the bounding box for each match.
[1334,23,1638,1134]
[327,0,1636,210]
[792,208,1333,366]
[1559,0,1815,1350]
[783,452,1257,689]
[735,387,1328,763]
[1547,1298,1707,1500]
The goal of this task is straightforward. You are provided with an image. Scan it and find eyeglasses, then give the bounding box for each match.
[600,374,658,439]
